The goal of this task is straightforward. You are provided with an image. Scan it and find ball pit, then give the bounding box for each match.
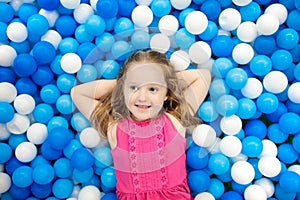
[0,0,300,199]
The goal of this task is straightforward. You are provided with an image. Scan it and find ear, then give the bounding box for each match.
[164,96,168,101]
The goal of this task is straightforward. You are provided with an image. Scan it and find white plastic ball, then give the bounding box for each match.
[170,0,191,10]
[237,21,257,42]
[192,124,217,147]
[10,0,22,12]
[90,0,97,10]
[39,9,59,28]
[258,156,281,177]
[258,139,278,158]
[41,30,62,50]
[13,94,35,115]
[244,184,267,200]
[15,142,37,163]
[79,127,101,148]
[263,71,288,94]
[60,0,80,9]
[135,0,152,6]
[232,43,254,65]
[288,82,300,103]
[170,50,190,71]
[26,123,48,145]
[207,137,221,154]
[255,178,275,198]
[218,8,241,31]
[60,53,82,74]
[73,3,94,24]
[6,114,30,134]
[185,11,208,35]
[0,45,17,67]
[131,5,153,28]
[232,0,252,6]
[220,135,242,157]
[0,82,17,103]
[0,124,10,140]
[158,15,179,36]
[78,185,102,200]
[7,22,28,42]
[231,161,255,184]
[241,78,263,99]
[150,33,170,53]
[189,41,211,64]
[220,115,242,136]
[265,3,288,25]
[195,192,215,200]
[230,153,248,163]
[256,14,279,36]
[0,172,11,193]
[288,165,300,175]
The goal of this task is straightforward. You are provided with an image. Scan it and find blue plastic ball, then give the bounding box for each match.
[95,32,115,52]
[131,30,150,50]
[52,179,73,199]
[0,102,14,123]
[37,0,60,10]
[188,170,210,193]
[274,183,296,200]
[186,146,209,170]
[279,171,300,193]
[77,42,101,64]
[151,0,172,17]
[244,119,267,139]
[32,164,55,185]
[211,35,234,57]
[286,10,300,31]
[212,57,234,78]
[0,2,14,23]
[40,140,63,161]
[293,133,300,154]
[32,65,54,86]
[276,28,299,50]
[9,184,31,199]
[268,124,289,144]
[253,35,276,55]
[237,98,257,119]
[53,158,73,178]
[50,55,64,75]
[77,64,98,83]
[56,94,76,115]
[55,15,77,37]
[13,53,37,77]
[30,155,50,168]
[0,22,8,43]
[216,95,239,116]
[117,0,136,17]
[31,182,52,199]
[198,21,218,41]
[198,101,219,122]
[58,37,79,54]
[27,14,49,36]
[10,40,31,54]
[209,79,230,100]
[278,143,298,164]
[225,68,248,90]
[75,25,94,43]
[63,139,82,159]
[96,0,119,19]
[70,112,90,132]
[208,178,224,199]
[101,193,118,200]
[208,153,230,175]
[271,49,293,71]
[94,147,113,168]
[239,2,261,21]
[18,3,38,22]
[47,116,69,133]
[279,112,300,134]
[101,167,117,188]
[85,15,106,37]
[241,136,263,157]
[73,167,94,183]
[12,166,33,188]
[249,55,272,76]
[0,142,12,163]
[178,8,195,27]
[256,92,279,114]
[114,17,134,39]
[8,134,27,150]
[33,103,54,123]
[40,84,61,104]
[57,73,76,93]
[174,28,195,49]
[71,147,95,171]
[32,41,56,64]
[221,191,243,200]
[98,60,121,79]
[248,158,262,179]
[265,102,288,123]
[48,127,73,150]
[200,0,221,20]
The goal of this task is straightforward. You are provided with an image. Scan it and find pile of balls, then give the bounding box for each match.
[0,0,300,199]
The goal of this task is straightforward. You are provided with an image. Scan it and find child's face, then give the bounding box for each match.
[123,63,168,121]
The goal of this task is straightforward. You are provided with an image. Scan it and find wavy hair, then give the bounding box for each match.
[90,49,201,138]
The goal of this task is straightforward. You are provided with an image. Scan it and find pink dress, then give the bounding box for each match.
[111,113,193,200]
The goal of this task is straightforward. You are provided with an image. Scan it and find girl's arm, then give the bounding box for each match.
[176,68,211,114]
[70,79,117,120]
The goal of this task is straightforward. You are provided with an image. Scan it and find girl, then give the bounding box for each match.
[71,49,211,200]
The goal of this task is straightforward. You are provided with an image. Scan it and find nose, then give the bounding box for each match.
[137,88,148,102]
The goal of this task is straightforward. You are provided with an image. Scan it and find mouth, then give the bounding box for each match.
[135,104,151,109]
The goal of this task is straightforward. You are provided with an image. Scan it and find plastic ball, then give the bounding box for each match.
[32,163,55,185]
[101,167,116,188]
[195,192,215,200]
[237,98,257,119]
[259,139,278,158]
[57,73,76,93]
[32,41,56,64]
[225,68,248,90]
[32,103,54,124]
[249,55,272,76]
[52,179,74,199]
[241,136,263,157]
[232,0,251,6]
[73,3,94,24]
[188,41,211,64]
[6,21,28,43]
[271,49,293,71]
[13,53,37,77]
[220,115,242,136]
[170,0,191,10]
[256,13,279,35]
[6,113,30,134]
[53,157,73,178]
[253,35,276,55]
[267,123,289,144]
[111,40,132,60]
[258,156,281,177]
[41,30,62,49]
[279,112,300,134]
[96,0,119,19]
[208,153,230,175]
[198,101,218,122]
[232,43,254,65]
[0,142,12,163]
[237,21,257,42]
[26,123,48,145]
[286,10,300,31]
[288,82,300,103]
[13,94,35,115]
[174,28,195,49]
[278,143,298,164]
[188,170,210,193]
[71,147,95,171]
[244,184,267,200]
[265,3,288,25]
[40,84,61,104]
[78,185,102,200]
[255,178,275,198]
[192,124,217,147]
[198,21,218,41]
[85,15,106,37]
[77,64,98,83]
[55,15,77,37]
[276,28,299,50]
[207,178,224,199]
[241,78,263,99]
[12,165,33,188]
[0,44,17,67]
[231,161,255,184]
[218,8,241,31]
[39,8,60,28]
[216,95,239,117]
[158,15,179,36]
[60,0,80,9]
[186,145,209,170]
[37,0,60,10]
[279,171,300,193]
[211,36,234,58]
[79,127,101,148]
[130,30,150,50]
[27,14,49,36]
[263,71,288,94]
[60,53,82,74]
[185,11,208,35]
[98,59,120,79]
[0,172,11,193]
[220,136,242,157]
[15,142,37,163]
[47,127,73,150]
[221,191,243,200]
[150,33,170,53]
[150,0,171,17]
[256,92,279,114]
[169,50,190,71]
[94,146,113,168]
[293,133,300,153]
[0,102,14,123]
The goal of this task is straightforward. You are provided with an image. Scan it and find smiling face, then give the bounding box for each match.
[124,63,168,121]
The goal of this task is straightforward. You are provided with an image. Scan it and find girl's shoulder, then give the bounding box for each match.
[165,113,186,138]
[107,121,117,149]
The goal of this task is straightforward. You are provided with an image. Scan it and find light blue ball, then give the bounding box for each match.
[174,28,195,49]
[208,178,224,199]
[276,28,299,50]
[48,127,73,150]
[208,153,230,175]
[198,101,219,122]
[70,112,90,132]
[237,98,257,119]
[249,55,272,76]
[95,32,115,52]
[40,84,61,104]
[212,57,234,78]
[186,145,209,170]
[56,94,76,115]
[32,164,55,185]
[73,167,94,183]
[0,142,12,163]
[279,112,300,134]
[77,64,98,83]
[33,103,54,123]
[225,68,248,90]
[114,17,134,38]
[286,10,300,31]
[75,25,94,43]
[101,167,117,188]
[52,179,73,199]
[151,0,172,17]
[211,35,234,57]
[85,15,106,37]
[94,147,113,168]
[215,95,239,116]
[256,92,279,114]
[8,134,27,151]
[0,102,14,123]
[53,157,73,178]
[271,49,293,71]
[278,143,298,164]
[27,14,49,35]
[241,136,263,157]
[98,60,121,79]
[63,139,82,159]
[239,2,261,21]
[12,166,33,187]
[199,21,218,41]
[0,2,14,22]
[58,37,79,54]
[209,79,230,100]
[57,73,76,93]
[131,30,150,50]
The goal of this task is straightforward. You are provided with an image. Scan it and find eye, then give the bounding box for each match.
[129,86,138,91]
[149,87,158,93]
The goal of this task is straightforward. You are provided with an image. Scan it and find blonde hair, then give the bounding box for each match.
[91,49,201,138]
